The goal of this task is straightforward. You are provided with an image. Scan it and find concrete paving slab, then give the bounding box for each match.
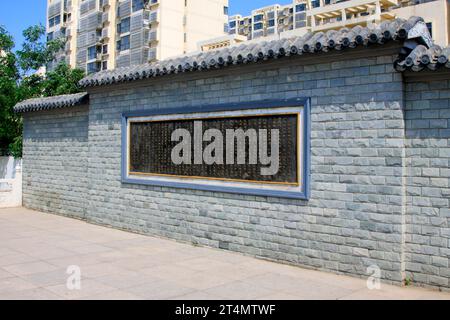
[0,207,449,300]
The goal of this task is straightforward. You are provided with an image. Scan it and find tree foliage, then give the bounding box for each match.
[16,25,65,75]
[0,26,20,156]
[0,24,85,157]
[44,63,85,97]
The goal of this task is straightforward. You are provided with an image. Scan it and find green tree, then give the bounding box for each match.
[0,26,21,157]
[0,24,85,157]
[44,63,85,96]
[16,24,65,75]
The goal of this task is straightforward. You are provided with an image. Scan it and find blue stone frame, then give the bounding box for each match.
[121,98,311,200]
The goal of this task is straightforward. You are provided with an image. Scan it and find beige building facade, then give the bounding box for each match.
[46,0,229,73]
[224,0,449,47]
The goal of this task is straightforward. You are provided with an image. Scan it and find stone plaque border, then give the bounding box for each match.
[121,98,311,200]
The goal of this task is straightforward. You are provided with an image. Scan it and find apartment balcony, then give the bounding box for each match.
[312,11,396,31]
[308,0,398,17]
[308,0,397,32]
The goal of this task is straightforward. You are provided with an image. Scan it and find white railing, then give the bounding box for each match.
[0,157,22,208]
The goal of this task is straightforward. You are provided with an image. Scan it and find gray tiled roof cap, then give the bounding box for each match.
[394,44,450,72]
[13,92,88,113]
[79,16,427,88]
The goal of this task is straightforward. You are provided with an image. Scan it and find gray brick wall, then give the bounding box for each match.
[405,78,450,288]
[20,54,450,289]
[22,105,89,219]
[85,54,407,283]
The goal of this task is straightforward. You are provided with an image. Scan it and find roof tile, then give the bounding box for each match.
[14,92,88,113]
[79,17,431,88]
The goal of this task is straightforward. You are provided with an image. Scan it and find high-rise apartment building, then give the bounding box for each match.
[46,0,229,73]
[225,0,449,46]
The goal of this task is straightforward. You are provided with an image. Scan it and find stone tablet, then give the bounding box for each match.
[128,113,299,185]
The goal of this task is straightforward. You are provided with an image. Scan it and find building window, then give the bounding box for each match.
[132,0,145,12]
[48,15,61,28]
[254,14,263,22]
[426,22,432,37]
[47,32,54,41]
[268,19,275,27]
[224,6,229,15]
[87,62,100,74]
[254,22,263,30]
[87,46,97,60]
[119,17,130,34]
[224,23,229,33]
[102,44,108,54]
[118,35,130,51]
[311,0,321,8]
[295,4,306,12]
[229,21,236,29]
[102,61,108,70]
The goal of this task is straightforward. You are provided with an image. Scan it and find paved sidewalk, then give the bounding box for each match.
[0,207,449,300]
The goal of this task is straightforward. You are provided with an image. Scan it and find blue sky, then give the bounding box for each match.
[0,0,291,50]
